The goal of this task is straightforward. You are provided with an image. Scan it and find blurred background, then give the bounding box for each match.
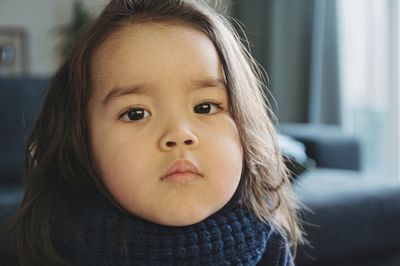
[1,1,400,265]
[231,0,400,182]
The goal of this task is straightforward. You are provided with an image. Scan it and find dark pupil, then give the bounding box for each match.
[128,109,144,120]
[194,104,210,114]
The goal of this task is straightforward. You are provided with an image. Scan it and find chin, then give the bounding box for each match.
[151,208,215,227]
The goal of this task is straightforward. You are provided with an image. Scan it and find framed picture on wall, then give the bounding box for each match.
[0,27,28,76]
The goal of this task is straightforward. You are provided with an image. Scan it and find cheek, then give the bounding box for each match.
[215,136,243,183]
[89,125,152,193]
[205,117,243,194]
[91,136,160,214]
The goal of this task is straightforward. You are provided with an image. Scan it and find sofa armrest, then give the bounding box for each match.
[0,180,23,266]
[279,123,361,171]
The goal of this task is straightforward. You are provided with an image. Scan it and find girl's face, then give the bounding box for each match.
[88,22,243,226]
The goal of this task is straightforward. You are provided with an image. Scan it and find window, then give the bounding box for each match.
[338,0,399,179]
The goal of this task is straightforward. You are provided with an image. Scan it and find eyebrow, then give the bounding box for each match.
[101,78,227,106]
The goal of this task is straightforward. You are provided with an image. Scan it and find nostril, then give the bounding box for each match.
[165,139,194,148]
[184,139,193,145]
[166,141,176,147]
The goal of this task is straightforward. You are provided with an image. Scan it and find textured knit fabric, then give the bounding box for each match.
[54,189,294,266]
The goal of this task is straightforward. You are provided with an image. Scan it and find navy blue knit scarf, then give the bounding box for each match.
[54,189,292,266]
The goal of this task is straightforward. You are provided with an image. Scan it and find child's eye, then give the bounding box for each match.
[120,108,151,122]
[194,102,223,114]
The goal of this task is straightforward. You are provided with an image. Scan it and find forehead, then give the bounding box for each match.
[91,22,222,85]
[95,20,208,54]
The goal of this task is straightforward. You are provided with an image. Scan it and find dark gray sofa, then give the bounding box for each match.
[280,123,400,266]
[0,77,49,266]
[1,78,400,266]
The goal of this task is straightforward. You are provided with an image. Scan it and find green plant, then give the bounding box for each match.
[57,0,92,58]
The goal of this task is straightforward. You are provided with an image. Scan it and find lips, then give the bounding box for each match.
[161,160,202,181]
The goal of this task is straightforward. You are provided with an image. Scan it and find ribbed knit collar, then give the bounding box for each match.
[54,189,274,266]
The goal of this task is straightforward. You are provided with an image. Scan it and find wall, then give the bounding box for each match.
[0,0,108,76]
[0,0,231,77]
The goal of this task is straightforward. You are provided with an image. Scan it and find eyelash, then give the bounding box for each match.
[195,101,224,114]
[119,101,224,122]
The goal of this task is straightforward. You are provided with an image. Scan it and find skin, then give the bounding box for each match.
[88,21,243,226]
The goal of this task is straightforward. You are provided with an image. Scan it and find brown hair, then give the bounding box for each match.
[9,0,304,265]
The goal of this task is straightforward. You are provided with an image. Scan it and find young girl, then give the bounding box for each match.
[9,0,303,265]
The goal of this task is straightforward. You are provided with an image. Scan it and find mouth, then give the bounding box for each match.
[161,160,202,183]
[162,171,201,183]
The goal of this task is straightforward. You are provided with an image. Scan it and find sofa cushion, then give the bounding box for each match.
[294,169,400,265]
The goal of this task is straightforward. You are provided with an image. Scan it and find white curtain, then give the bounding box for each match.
[337,0,399,179]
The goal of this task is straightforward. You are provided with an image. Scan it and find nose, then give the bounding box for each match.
[159,125,199,152]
